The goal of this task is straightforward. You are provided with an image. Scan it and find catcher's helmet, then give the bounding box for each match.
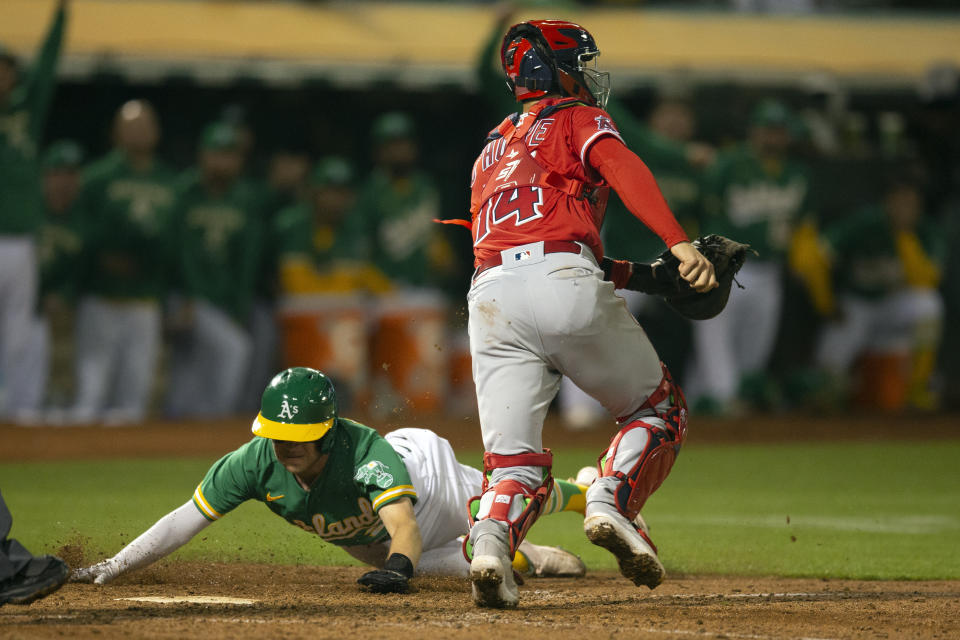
[252,367,337,442]
[501,19,610,109]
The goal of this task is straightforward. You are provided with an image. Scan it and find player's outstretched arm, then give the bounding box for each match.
[356,498,422,594]
[71,500,212,585]
[587,137,717,292]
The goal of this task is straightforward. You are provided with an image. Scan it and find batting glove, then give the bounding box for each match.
[70,560,120,585]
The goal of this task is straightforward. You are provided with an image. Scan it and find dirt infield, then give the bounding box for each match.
[2,411,959,462]
[3,414,958,638]
[2,564,957,639]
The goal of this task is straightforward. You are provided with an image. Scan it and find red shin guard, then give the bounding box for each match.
[600,424,680,521]
[599,365,688,521]
[466,450,553,558]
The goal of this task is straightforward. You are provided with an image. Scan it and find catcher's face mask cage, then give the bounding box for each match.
[575,51,610,110]
[501,20,610,109]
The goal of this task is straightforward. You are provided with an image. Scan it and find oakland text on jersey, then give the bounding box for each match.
[289,498,386,543]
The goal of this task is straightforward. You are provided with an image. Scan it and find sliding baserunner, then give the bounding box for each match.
[73,367,587,593]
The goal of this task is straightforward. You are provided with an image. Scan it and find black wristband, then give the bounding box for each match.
[383,553,414,579]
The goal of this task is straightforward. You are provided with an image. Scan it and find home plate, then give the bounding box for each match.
[117,596,257,605]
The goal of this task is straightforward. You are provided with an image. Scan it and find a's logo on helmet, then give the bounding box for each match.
[278,400,299,420]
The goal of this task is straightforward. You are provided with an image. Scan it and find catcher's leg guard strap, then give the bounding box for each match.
[617,363,688,442]
[467,450,553,558]
[599,421,680,521]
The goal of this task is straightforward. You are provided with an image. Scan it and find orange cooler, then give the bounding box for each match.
[370,292,449,412]
[278,294,369,394]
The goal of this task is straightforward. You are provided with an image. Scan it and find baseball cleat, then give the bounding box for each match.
[584,503,665,589]
[517,542,586,578]
[470,553,519,609]
[572,467,651,535]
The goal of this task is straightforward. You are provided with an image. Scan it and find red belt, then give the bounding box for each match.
[474,241,583,279]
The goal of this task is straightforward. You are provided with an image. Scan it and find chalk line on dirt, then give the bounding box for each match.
[116,596,257,605]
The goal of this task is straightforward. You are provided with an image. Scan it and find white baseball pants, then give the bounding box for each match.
[164,299,252,418]
[685,261,783,404]
[816,288,944,373]
[72,297,161,424]
[0,237,39,419]
[468,241,663,490]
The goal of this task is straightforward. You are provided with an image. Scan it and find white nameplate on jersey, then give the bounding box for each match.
[501,242,546,269]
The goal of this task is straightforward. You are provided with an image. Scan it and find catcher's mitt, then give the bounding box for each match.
[600,234,754,320]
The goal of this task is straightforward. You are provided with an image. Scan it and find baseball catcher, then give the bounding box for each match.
[600,235,753,320]
[463,18,718,608]
[71,368,588,593]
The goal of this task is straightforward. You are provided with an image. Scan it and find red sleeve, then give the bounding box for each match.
[588,136,688,249]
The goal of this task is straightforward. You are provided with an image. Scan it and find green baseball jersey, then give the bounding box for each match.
[275,202,365,267]
[700,144,812,261]
[0,6,66,235]
[353,170,441,287]
[824,204,944,299]
[78,151,178,299]
[37,203,85,301]
[192,418,418,547]
[172,171,263,320]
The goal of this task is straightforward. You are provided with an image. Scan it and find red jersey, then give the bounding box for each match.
[469,98,622,267]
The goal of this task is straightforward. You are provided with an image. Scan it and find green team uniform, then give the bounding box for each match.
[353,170,441,288]
[173,172,262,321]
[36,203,85,301]
[700,144,812,262]
[275,201,365,268]
[78,151,179,299]
[824,204,944,299]
[192,418,417,546]
[0,6,66,235]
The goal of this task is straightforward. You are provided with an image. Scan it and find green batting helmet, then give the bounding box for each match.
[252,367,337,442]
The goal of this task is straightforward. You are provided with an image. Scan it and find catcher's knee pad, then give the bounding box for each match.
[601,366,687,521]
[465,450,553,559]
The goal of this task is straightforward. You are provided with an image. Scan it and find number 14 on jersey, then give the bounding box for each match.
[474,186,545,245]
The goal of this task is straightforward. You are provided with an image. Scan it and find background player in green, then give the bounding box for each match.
[685,99,814,413]
[165,122,262,419]
[354,112,455,291]
[20,140,87,420]
[276,156,392,296]
[0,0,69,420]
[72,367,590,591]
[814,169,945,409]
[71,100,178,424]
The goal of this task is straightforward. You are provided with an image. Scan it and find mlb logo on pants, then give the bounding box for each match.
[514,250,532,262]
